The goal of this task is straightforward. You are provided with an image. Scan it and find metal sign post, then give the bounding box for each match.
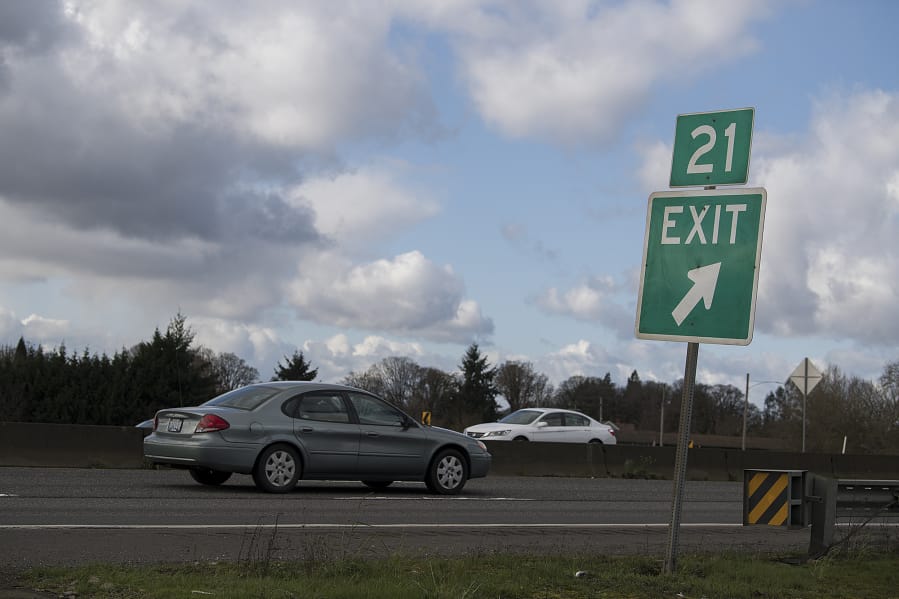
[663,341,699,573]
[789,358,822,453]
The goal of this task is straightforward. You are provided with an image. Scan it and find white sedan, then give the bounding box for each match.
[463,408,617,444]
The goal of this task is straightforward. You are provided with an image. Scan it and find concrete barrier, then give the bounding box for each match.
[0,421,145,468]
[1,422,897,479]
[486,441,899,482]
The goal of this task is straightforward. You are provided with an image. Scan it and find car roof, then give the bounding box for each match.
[245,381,370,394]
[519,407,588,415]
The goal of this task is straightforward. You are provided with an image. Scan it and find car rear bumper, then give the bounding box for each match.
[143,433,259,474]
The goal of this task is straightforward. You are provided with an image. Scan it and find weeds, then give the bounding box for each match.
[21,551,899,599]
[238,515,281,577]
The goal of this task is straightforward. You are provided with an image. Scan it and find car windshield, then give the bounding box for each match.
[202,386,280,411]
[498,409,543,425]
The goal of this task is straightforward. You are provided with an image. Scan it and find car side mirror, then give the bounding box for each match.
[536,421,548,428]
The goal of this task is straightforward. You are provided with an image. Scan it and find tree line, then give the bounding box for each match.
[1,314,898,454]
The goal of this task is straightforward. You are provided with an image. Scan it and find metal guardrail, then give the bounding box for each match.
[806,474,899,558]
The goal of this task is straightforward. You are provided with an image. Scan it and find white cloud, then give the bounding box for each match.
[20,313,70,342]
[637,140,672,193]
[291,165,440,256]
[754,89,899,344]
[535,339,642,386]
[57,2,433,149]
[535,276,633,338]
[288,250,493,342]
[451,0,768,144]
[300,333,434,383]
[192,318,285,367]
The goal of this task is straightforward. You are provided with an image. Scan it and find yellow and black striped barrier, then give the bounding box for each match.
[743,470,806,527]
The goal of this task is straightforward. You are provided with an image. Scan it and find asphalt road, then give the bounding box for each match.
[0,467,809,574]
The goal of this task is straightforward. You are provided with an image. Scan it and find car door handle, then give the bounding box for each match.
[300,427,314,433]
[365,431,379,437]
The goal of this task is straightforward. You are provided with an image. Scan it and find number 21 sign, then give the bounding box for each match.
[670,108,754,188]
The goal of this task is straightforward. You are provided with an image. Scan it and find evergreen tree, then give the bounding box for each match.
[272,350,318,381]
[129,313,218,419]
[14,337,27,362]
[456,343,497,426]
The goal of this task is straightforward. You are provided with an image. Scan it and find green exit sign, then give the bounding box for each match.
[670,108,754,187]
[635,188,766,345]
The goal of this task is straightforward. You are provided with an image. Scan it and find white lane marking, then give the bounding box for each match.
[1,522,892,531]
[0,494,18,497]
[1,523,741,530]
[339,496,534,501]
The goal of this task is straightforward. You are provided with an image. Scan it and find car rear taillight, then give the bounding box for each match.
[609,429,616,437]
[195,414,230,433]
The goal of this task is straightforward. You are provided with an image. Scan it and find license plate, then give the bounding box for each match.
[167,418,183,433]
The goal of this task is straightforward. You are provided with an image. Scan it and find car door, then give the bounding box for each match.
[290,391,360,474]
[564,412,592,443]
[347,391,431,476]
[532,411,568,442]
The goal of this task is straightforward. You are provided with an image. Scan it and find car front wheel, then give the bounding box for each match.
[189,467,232,486]
[426,449,468,495]
[253,444,301,493]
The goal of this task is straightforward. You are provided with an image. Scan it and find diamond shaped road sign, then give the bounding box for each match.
[636,187,767,345]
[789,358,822,396]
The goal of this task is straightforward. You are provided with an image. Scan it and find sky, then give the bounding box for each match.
[1,0,898,405]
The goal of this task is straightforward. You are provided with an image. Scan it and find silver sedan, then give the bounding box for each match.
[144,382,491,494]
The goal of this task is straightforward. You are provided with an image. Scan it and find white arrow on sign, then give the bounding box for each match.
[671,262,721,326]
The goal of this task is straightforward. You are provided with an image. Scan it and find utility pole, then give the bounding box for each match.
[742,373,749,451]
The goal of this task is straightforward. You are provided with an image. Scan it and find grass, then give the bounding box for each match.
[18,550,899,599]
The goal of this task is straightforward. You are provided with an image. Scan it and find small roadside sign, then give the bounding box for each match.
[670,108,754,187]
[790,358,822,395]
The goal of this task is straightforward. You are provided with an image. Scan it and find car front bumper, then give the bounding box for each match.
[468,450,491,479]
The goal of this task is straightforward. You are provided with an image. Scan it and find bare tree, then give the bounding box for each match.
[213,352,259,393]
[494,361,552,413]
[343,357,423,411]
[412,367,458,425]
[197,348,259,395]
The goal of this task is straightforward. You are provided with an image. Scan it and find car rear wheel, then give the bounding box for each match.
[513,436,529,441]
[253,444,301,493]
[426,449,468,495]
[189,467,232,486]
[361,480,393,490]
[588,439,603,444]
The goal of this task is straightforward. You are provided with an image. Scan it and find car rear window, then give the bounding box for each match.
[202,386,280,411]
